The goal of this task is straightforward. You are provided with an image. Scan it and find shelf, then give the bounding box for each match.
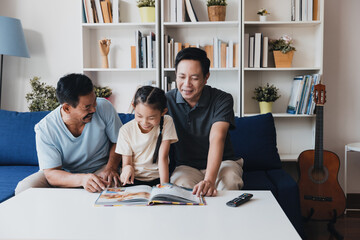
[164,21,239,28]
[83,68,157,72]
[82,23,156,30]
[244,67,321,71]
[244,113,315,118]
[164,68,239,72]
[244,21,321,27]
[279,154,299,162]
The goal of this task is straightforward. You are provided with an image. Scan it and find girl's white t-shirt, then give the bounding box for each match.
[115,115,178,181]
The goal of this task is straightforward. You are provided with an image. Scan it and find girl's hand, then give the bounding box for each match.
[120,165,135,186]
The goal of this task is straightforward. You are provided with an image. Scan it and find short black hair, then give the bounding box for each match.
[56,73,94,108]
[174,47,210,77]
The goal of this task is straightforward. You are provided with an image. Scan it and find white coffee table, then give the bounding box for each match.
[0,188,300,240]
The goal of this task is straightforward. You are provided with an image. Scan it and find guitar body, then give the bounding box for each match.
[298,149,346,220]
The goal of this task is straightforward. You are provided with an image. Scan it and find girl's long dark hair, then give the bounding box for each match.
[133,86,167,163]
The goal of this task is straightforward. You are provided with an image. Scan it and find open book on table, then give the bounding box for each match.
[95,183,206,206]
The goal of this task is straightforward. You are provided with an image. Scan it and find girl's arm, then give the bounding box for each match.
[120,155,134,185]
[158,140,172,184]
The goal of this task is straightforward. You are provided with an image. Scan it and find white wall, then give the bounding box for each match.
[1,0,360,192]
[0,0,82,111]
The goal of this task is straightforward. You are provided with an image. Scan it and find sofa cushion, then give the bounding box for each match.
[0,166,39,202]
[0,110,49,166]
[230,113,281,171]
[118,113,134,125]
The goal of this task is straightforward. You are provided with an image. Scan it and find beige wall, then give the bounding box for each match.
[1,0,359,192]
[323,0,360,193]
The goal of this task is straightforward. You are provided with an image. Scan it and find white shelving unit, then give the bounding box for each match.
[80,0,161,113]
[161,0,242,115]
[80,0,324,161]
[242,0,324,161]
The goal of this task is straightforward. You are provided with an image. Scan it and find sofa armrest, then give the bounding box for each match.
[266,169,304,238]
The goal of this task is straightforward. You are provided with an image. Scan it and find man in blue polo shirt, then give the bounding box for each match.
[166,48,243,197]
[15,73,122,194]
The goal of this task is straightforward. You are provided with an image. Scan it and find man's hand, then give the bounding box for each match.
[97,166,121,187]
[192,180,217,197]
[81,173,109,193]
[120,165,135,186]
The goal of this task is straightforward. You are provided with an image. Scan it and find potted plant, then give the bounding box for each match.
[25,77,60,112]
[207,0,227,22]
[257,8,270,22]
[252,83,280,114]
[137,0,155,23]
[94,85,112,99]
[269,35,296,68]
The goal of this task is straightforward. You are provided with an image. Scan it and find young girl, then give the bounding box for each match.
[115,86,178,186]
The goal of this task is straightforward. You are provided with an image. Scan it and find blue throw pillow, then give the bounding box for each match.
[118,113,134,124]
[0,110,49,166]
[230,113,281,171]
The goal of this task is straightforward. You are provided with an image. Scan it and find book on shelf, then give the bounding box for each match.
[249,36,254,68]
[313,0,320,20]
[220,41,227,68]
[141,36,147,68]
[261,36,268,68]
[213,37,219,68]
[295,0,301,21]
[244,33,249,68]
[101,0,111,23]
[112,0,119,23]
[130,45,136,68]
[177,0,185,22]
[94,183,206,206]
[185,0,198,22]
[94,0,104,23]
[85,0,94,23]
[90,0,99,23]
[234,43,239,68]
[204,45,214,68]
[170,0,177,22]
[287,76,304,114]
[254,33,262,68]
[291,0,296,21]
[227,40,233,68]
[302,0,307,22]
[135,30,142,68]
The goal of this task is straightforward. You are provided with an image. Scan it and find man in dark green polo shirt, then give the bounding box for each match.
[166,47,243,197]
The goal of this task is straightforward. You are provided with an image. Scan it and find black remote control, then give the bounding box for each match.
[226,193,253,207]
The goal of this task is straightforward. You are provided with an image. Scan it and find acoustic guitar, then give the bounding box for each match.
[298,83,346,220]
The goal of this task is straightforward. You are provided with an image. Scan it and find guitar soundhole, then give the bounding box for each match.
[308,166,329,184]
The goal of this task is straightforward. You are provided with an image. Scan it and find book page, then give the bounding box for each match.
[149,184,205,205]
[95,185,153,206]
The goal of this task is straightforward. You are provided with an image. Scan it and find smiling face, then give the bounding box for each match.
[176,59,210,108]
[67,91,97,124]
[134,103,166,133]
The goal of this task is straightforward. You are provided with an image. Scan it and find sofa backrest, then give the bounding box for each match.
[229,113,282,171]
[0,110,49,166]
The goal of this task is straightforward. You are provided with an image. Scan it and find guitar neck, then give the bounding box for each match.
[314,105,324,169]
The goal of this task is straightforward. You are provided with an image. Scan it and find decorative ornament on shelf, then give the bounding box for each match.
[207,0,227,22]
[257,8,270,22]
[25,77,59,112]
[94,85,112,100]
[99,38,111,68]
[269,35,296,68]
[137,0,155,22]
[252,83,280,114]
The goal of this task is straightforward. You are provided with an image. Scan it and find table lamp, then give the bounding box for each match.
[0,16,30,108]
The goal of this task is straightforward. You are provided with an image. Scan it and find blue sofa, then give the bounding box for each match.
[0,110,304,237]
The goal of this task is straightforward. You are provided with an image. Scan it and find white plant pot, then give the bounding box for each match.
[259,15,267,22]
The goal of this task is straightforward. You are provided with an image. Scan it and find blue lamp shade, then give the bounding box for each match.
[0,16,30,58]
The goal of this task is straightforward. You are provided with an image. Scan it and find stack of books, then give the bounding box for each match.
[244,33,268,68]
[83,0,119,23]
[131,30,156,69]
[287,74,321,115]
[291,0,320,21]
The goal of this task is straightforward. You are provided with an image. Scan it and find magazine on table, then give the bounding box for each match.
[94,183,206,206]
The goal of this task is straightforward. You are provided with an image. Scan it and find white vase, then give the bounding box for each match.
[259,15,267,22]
